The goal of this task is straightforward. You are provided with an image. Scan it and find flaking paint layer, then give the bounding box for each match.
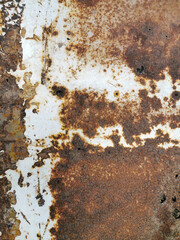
[0,0,179,239]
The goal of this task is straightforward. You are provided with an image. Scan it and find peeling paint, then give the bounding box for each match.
[0,0,179,240]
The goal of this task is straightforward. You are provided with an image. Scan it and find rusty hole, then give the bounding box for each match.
[114,90,119,97]
[172,196,176,202]
[136,65,144,74]
[172,91,180,100]
[172,209,180,219]
[160,193,166,203]
[52,86,67,99]
[32,108,37,114]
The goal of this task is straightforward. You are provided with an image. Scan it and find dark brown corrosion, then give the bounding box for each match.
[47,0,180,238]
[59,88,178,144]
[0,1,28,239]
[48,134,180,240]
[41,86,180,239]
[0,177,21,239]
[49,137,180,240]
[62,0,180,83]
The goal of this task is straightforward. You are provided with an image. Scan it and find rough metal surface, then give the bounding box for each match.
[0,0,179,239]
[0,1,28,239]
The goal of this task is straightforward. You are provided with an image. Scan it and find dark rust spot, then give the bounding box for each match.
[52,31,58,36]
[160,194,166,203]
[171,91,180,101]
[27,172,32,177]
[172,209,180,219]
[52,86,67,99]
[35,193,45,207]
[172,196,176,202]
[32,108,38,114]
[18,172,24,188]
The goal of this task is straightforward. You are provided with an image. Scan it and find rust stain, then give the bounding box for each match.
[48,136,179,239]
[41,1,180,238]
[57,88,178,144]
[62,0,180,84]
[0,0,177,239]
[39,87,180,239]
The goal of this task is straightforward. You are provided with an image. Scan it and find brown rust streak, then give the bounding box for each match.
[63,0,180,83]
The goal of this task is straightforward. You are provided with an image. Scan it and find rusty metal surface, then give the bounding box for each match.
[0,0,180,239]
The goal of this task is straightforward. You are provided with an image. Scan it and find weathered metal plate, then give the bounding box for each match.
[0,0,179,239]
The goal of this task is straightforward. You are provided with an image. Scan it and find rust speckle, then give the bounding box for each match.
[63,0,180,83]
[27,172,32,177]
[52,31,58,36]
